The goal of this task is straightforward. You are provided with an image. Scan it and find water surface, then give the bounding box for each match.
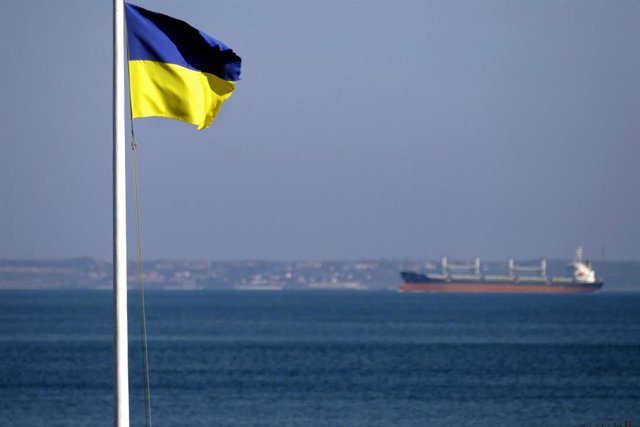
[1,291,638,426]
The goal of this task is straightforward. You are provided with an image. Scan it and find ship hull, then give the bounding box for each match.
[400,272,603,294]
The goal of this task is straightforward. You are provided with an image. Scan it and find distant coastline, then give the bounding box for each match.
[1,258,639,292]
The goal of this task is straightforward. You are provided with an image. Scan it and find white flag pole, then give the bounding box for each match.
[113,0,130,426]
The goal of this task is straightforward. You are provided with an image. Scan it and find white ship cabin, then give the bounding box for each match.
[573,247,597,283]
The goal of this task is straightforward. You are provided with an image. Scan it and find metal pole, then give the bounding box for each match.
[113,0,130,425]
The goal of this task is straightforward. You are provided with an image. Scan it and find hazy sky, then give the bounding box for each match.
[1,0,639,261]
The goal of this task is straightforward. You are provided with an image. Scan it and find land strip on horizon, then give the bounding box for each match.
[1,258,639,291]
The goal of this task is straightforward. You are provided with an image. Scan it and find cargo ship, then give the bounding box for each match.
[400,248,603,293]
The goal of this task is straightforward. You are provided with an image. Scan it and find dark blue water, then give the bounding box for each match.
[0,291,638,426]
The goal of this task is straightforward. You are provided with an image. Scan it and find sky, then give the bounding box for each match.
[1,0,639,262]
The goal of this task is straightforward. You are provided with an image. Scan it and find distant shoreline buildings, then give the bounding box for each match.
[1,258,639,291]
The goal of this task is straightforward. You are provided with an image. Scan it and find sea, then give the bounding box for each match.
[0,291,638,427]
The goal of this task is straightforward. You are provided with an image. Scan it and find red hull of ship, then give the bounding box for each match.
[400,282,599,294]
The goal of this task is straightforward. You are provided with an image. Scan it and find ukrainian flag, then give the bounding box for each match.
[125,3,241,130]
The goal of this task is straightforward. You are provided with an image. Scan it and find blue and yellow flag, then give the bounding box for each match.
[125,3,241,129]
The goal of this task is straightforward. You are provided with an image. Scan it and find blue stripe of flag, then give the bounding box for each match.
[125,3,241,82]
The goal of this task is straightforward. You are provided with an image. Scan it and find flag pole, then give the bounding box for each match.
[113,0,130,426]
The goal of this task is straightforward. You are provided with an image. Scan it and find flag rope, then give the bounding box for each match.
[126,17,153,424]
[130,127,153,427]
